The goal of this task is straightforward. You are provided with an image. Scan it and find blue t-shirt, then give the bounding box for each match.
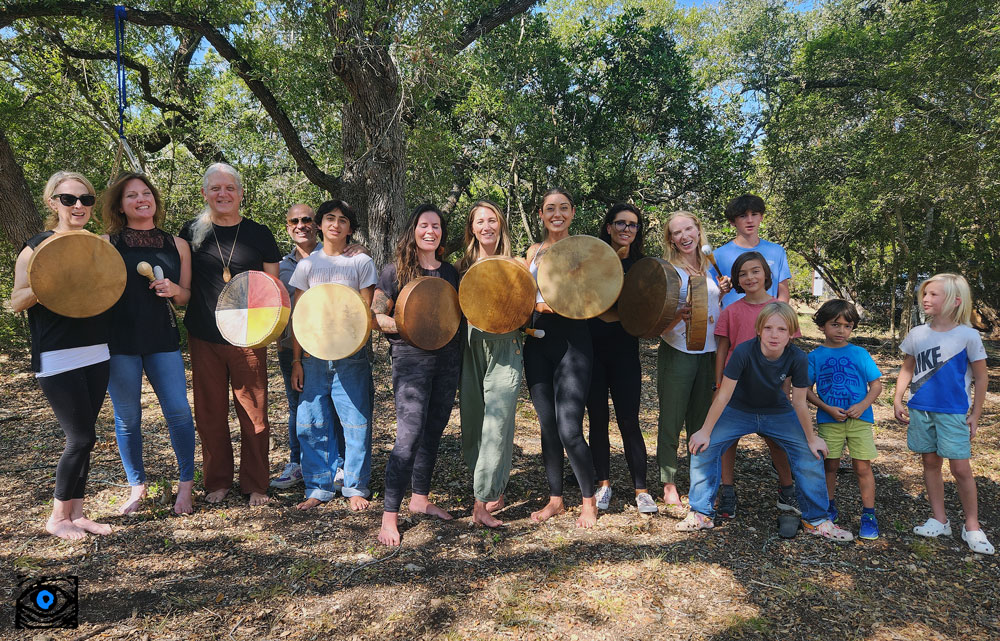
[808,344,882,424]
[723,337,810,414]
[900,324,987,414]
[712,238,792,309]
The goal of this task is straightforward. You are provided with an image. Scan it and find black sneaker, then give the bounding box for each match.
[717,485,737,519]
[776,485,801,515]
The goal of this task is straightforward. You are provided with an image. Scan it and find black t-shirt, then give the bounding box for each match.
[178,217,281,344]
[723,337,810,414]
[589,254,637,341]
[376,261,462,353]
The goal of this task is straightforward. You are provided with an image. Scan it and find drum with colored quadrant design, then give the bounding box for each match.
[28,230,127,318]
[215,270,290,349]
[536,235,623,319]
[459,256,535,334]
[395,276,461,351]
[292,283,373,360]
[618,257,682,339]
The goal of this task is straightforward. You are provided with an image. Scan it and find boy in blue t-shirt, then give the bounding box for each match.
[806,300,883,540]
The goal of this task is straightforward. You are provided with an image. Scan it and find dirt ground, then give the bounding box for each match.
[2,315,999,640]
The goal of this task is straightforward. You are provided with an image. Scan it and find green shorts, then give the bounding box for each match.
[818,418,877,460]
[907,410,971,460]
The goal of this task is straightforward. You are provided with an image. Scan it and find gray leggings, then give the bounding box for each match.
[383,344,461,512]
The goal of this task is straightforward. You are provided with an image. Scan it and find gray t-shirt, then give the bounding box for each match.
[723,337,810,414]
[289,251,377,293]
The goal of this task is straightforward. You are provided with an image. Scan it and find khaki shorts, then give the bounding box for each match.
[818,418,877,460]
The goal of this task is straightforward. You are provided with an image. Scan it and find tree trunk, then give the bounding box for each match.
[0,127,43,250]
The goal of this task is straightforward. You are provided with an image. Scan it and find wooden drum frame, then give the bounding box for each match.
[27,230,127,318]
[395,276,461,351]
[458,256,535,334]
[685,274,709,351]
[618,257,682,339]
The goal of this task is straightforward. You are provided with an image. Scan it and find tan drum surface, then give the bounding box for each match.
[395,276,461,351]
[685,274,709,351]
[536,236,623,319]
[459,256,535,334]
[215,270,291,349]
[619,257,682,338]
[293,284,373,360]
[28,230,126,318]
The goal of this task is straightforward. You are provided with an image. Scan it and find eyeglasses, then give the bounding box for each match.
[287,216,313,225]
[53,193,96,207]
[612,220,638,232]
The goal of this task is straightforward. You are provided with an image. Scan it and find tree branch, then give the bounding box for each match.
[453,0,540,53]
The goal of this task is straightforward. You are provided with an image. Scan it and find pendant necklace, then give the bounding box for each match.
[213,220,241,283]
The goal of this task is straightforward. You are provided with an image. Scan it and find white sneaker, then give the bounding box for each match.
[270,462,303,489]
[635,492,658,514]
[334,467,345,492]
[595,485,612,510]
[913,517,952,538]
[962,525,995,555]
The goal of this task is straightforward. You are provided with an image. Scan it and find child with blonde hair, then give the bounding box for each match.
[894,273,993,554]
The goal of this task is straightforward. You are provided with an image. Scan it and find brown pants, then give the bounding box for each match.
[189,336,270,495]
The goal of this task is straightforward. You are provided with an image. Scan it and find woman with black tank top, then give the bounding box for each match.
[524,188,598,529]
[586,203,657,514]
[11,171,112,540]
[102,173,195,515]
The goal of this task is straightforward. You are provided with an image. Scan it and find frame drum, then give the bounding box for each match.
[618,257,682,338]
[28,230,126,318]
[215,270,291,349]
[395,276,461,351]
[536,236,623,319]
[458,256,535,334]
[685,274,709,351]
[293,284,373,360]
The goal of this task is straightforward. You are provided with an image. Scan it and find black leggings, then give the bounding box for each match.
[37,361,110,501]
[383,345,461,513]
[586,324,647,489]
[524,313,595,498]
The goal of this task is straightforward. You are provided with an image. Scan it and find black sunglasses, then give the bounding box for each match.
[287,216,313,225]
[53,193,96,207]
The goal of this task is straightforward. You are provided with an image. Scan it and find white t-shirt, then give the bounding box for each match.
[661,264,719,354]
[900,323,987,414]
[289,251,377,292]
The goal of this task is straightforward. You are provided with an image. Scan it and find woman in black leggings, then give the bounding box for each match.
[586,203,656,514]
[525,188,598,528]
[11,171,112,540]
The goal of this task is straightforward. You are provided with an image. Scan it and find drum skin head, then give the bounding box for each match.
[293,283,373,360]
[536,236,623,319]
[28,230,126,318]
[395,276,461,351]
[619,257,681,338]
[215,270,290,348]
[459,256,534,334]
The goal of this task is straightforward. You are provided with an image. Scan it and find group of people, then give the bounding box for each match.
[12,166,994,555]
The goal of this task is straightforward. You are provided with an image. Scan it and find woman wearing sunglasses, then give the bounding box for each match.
[11,171,113,539]
[101,172,195,515]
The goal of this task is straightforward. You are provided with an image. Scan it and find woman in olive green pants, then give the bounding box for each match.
[457,200,524,528]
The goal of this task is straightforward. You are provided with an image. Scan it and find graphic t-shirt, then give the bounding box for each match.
[712,239,792,309]
[808,344,882,423]
[900,324,987,414]
[723,337,810,414]
[290,251,377,292]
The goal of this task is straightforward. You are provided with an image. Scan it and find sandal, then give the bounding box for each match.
[803,519,854,543]
[962,526,995,555]
[675,511,714,531]
[913,517,952,538]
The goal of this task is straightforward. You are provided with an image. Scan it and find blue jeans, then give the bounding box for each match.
[688,406,829,522]
[277,348,301,466]
[296,349,373,500]
[107,351,195,485]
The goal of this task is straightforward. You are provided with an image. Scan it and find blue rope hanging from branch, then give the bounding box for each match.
[110,5,142,177]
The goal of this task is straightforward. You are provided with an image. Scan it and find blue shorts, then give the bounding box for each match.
[907,409,971,460]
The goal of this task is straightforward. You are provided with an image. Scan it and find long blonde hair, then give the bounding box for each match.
[456,200,511,274]
[663,210,710,273]
[42,171,96,230]
[919,273,973,326]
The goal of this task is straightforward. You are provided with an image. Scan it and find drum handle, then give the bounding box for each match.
[524,327,545,338]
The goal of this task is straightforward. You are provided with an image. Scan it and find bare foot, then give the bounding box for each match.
[119,484,147,515]
[296,497,325,511]
[577,496,598,529]
[205,488,230,504]
[46,517,86,540]
[531,496,565,523]
[473,499,504,528]
[349,495,370,511]
[408,494,453,520]
[485,495,505,514]
[662,483,681,506]
[378,511,401,546]
[249,491,270,506]
[72,517,112,535]
[174,481,194,515]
